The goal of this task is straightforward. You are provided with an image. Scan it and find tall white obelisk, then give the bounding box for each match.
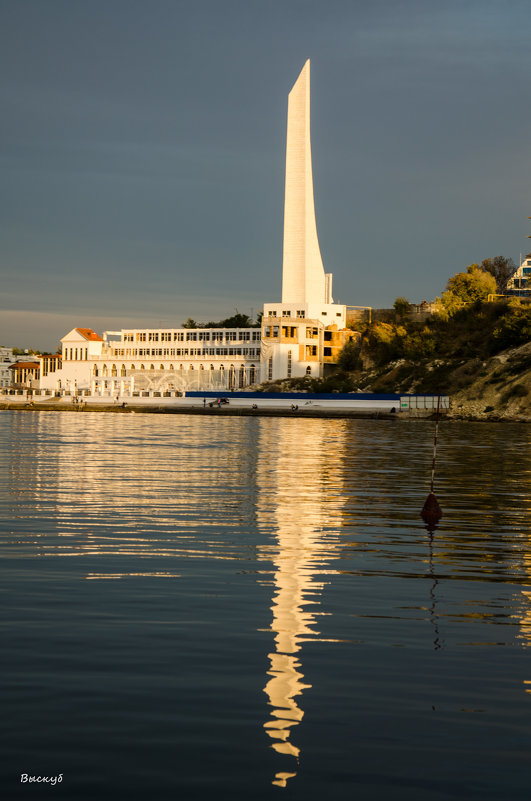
[281,60,332,306]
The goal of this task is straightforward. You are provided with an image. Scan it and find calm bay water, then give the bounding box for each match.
[1,410,530,800]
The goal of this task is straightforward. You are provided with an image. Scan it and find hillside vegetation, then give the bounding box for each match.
[259,258,531,421]
[346,301,531,420]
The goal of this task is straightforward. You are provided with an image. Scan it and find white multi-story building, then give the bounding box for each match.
[0,347,18,389]
[40,325,262,395]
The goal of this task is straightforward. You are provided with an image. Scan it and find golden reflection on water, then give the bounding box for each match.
[6,412,531,784]
[256,419,348,787]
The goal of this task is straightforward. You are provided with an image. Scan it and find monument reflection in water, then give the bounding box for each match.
[3,411,531,800]
[256,419,348,787]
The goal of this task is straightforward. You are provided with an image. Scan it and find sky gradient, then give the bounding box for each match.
[2,0,530,350]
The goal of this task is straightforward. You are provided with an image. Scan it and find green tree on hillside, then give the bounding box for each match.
[439,264,497,316]
[393,297,411,319]
[480,256,516,293]
[336,339,360,371]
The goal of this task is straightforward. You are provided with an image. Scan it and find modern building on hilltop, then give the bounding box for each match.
[506,253,531,298]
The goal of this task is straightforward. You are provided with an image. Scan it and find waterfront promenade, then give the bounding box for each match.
[0,390,446,419]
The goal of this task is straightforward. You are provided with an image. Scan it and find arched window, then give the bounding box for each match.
[306,365,312,376]
[130,364,135,371]
[169,364,174,371]
[199,364,204,370]
[102,364,108,377]
[179,364,183,371]
[160,364,164,370]
[140,364,145,371]
[249,364,256,384]
[210,364,214,371]
[120,364,126,376]
[150,364,155,371]
[93,365,99,377]
[239,364,245,388]
[189,365,194,371]
[111,364,117,377]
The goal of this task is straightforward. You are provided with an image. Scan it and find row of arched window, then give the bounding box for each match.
[92,364,257,381]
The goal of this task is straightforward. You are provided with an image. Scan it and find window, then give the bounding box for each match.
[306,366,312,376]
[324,347,332,357]
[150,364,155,370]
[306,327,318,338]
[321,311,327,316]
[324,331,332,341]
[111,365,117,376]
[287,350,292,378]
[282,310,291,317]
[305,345,317,358]
[268,310,276,316]
[336,312,342,317]
[250,364,256,384]
[268,356,273,380]
[296,310,305,318]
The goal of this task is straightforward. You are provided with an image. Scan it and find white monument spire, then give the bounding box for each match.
[281,60,332,305]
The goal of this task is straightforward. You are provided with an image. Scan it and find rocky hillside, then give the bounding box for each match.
[355,341,531,421]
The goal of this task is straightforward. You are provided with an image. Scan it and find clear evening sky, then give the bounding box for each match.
[1,0,530,351]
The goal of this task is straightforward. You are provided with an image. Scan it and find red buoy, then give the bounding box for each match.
[421,491,442,524]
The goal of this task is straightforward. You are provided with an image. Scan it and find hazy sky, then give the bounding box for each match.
[2,0,530,350]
